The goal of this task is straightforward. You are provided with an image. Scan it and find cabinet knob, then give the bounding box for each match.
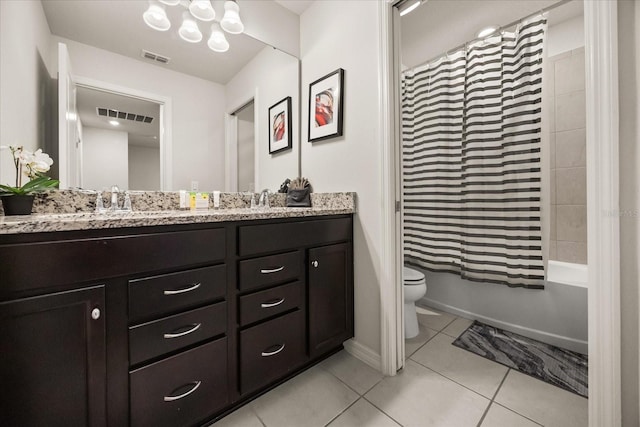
[311,260,319,268]
[91,307,101,320]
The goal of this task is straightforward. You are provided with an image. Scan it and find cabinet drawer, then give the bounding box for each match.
[239,310,305,395]
[130,338,228,427]
[0,228,226,296]
[239,281,303,326]
[129,303,227,366]
[129,265,226,322]
[238,217,352,256]
[238,251,300,292]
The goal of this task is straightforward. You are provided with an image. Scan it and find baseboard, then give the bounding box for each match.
[343,339,382,372]
[420,298,588,354]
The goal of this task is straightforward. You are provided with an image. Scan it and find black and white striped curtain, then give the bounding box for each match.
[403,15,547,288]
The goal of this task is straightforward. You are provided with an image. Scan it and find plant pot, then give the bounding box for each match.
[1,195,35,216]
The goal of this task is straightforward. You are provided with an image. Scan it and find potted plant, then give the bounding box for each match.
[0,146,59,215]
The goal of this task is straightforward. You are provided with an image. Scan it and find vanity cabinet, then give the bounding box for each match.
[308,243,354,358]
[0,285,106,427]
[0,214,353,426]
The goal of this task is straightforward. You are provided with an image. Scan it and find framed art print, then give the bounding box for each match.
[268,96,292,154]
[308,68,344,142]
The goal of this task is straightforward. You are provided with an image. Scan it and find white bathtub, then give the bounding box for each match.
[419,261,589,354]
[547,260,588,288]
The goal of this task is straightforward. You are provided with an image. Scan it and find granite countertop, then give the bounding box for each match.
[0,192,356,235]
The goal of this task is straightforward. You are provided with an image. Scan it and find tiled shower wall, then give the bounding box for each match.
[548,47,587,264]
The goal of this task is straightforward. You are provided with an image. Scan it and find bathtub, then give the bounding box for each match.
[418,260,588,354]
[547,260,588,288]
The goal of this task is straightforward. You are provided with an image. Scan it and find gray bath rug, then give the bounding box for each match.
[452,321,588,398]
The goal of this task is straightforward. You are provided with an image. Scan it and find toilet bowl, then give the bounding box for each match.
[403,266,427,339]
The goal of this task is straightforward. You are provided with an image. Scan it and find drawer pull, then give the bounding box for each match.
[163,381,202,402]
[260,266,284,274]
[261,343,286,357]
[261,298,285,308]
[163,282,201,295]
[163,323,202,339]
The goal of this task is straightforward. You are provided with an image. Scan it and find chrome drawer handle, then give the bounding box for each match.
[260,266,284,274]
[261,343,285,357]
[163,381,201,402]
[261,298,285,308]
[163,323,202,339]
[163,282,201,295]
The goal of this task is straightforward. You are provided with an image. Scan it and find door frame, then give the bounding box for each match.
[378,1,621,425]
[72,76,173,191]
[226,92,259,192]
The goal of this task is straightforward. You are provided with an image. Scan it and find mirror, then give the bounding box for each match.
[0,0,300,192]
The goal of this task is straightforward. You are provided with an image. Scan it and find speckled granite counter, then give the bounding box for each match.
[0,192,356,235]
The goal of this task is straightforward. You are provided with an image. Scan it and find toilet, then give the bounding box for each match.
[403,266,427,339]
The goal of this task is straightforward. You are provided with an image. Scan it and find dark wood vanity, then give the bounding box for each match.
[0,214,354,426]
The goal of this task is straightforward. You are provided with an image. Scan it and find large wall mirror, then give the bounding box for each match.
[0,0,300,193]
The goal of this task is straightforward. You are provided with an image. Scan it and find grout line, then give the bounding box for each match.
[249,404,268,427]
[490,402,545,426]
[320,350,386,397]
[323,396,362,427]
[477,369,511,427]
[362,395,404,427]
[409,357,496,402]
[405,327,440,359]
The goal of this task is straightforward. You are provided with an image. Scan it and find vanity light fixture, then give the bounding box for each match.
[399,0,422,17]
[208,22,229,53]
[143,1,171,32]
[178,11,203,43]
[142,0,242,53]
[189,0,216,22]
[220,0,244,34]
[477,26,499,38]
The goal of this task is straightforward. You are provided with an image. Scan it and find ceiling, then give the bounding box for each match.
[273,0,314,15]
[76,86,160,148]
[41,0,269,84]
[400,0,584,68]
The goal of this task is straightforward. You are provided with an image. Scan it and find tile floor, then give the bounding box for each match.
[212,308,588,427]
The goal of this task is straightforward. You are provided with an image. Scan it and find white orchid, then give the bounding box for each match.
[0,146,58,195]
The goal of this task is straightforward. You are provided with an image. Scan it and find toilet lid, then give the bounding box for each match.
[403,266,426,284]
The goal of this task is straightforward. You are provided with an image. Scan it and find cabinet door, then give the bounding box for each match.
[308,243,353,358]
[0,286,106,427]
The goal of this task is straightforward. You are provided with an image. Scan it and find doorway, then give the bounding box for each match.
[234,101,255,192]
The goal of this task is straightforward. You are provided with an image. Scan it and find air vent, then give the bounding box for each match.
[141,49,170,65]
[96,108,154,124]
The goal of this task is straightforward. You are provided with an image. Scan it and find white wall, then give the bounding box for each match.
[226,47,299,192]
[618,1,640,425]
[52,36,226,192]
[0,0,54,186]
[547,15,584,57]
[129,145,160,191]
[82,127,128,190]
[300,1,383,357]
[241,0,300,58]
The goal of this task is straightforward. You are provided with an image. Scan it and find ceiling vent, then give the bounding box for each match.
[97,108,154,124]
[141,49,170,64]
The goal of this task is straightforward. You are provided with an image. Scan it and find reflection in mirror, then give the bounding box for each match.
[76,87,161,191]
[0,0,300,192]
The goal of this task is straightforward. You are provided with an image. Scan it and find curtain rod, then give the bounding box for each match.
[405,0,575,71]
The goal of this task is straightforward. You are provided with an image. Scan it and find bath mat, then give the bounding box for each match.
[452,321,588,398]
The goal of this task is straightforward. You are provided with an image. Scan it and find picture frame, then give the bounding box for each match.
[308,68,344,142]
[268,96,292,154]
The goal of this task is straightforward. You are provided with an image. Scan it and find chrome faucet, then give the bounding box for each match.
[258,189,270,208]
[110,185,120,211]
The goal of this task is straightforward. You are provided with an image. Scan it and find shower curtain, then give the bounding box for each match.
[403,15,547,288]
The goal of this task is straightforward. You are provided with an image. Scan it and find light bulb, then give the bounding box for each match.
[189,0,215,22]
[220,0,244,34]
[143,1,170,31]
[158,0,180,5]
[208,23,229,52]
[179,11,203,43]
